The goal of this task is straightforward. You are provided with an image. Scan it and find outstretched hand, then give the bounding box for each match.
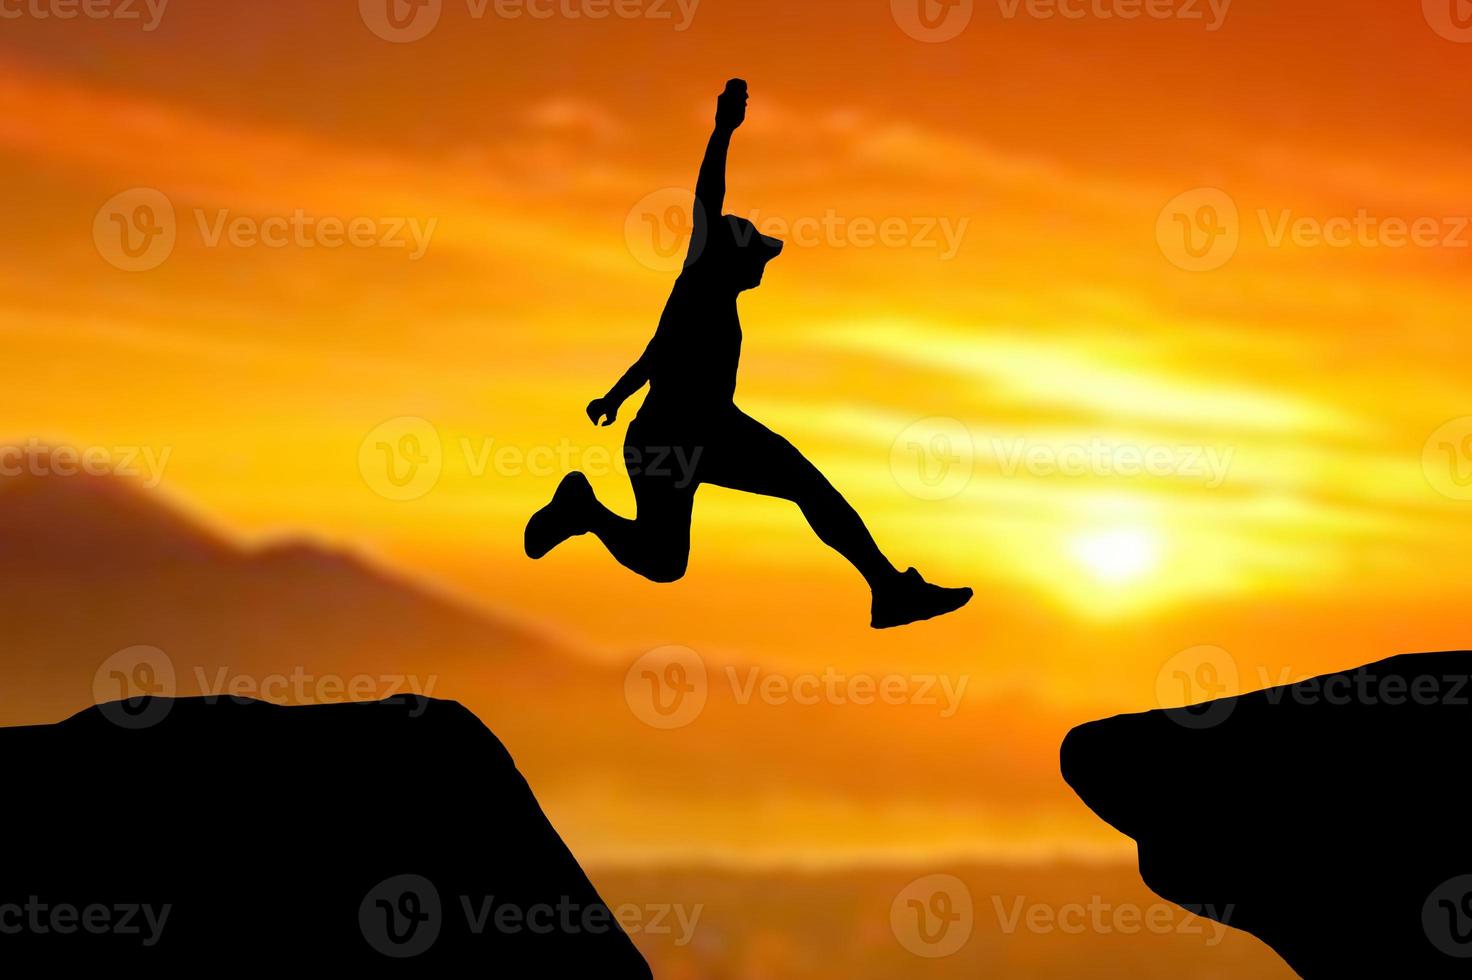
[715,78,748,131]
[586,396,619,427]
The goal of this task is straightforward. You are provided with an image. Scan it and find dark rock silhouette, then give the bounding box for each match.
[0,695,652,973]
[1061,650,1472,978]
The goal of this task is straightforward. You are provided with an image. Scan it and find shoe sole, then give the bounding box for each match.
[871,587,973,630]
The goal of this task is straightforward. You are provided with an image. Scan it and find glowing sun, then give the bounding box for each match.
[1069,528,1162,585]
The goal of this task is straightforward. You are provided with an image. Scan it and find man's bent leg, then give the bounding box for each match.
[586,488,693,583]
[580,420,696,583]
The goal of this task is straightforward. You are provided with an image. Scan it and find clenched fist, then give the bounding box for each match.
[716,78,748,131]
[586,396,619,427]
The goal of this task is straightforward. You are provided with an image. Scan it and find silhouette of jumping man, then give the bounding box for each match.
[526,79,972,628]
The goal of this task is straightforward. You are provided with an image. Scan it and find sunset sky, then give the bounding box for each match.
[5,0,1472,896]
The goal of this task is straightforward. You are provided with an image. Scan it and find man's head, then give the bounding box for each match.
[688,214,783,291]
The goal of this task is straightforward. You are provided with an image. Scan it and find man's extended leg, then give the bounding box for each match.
[701,412,971,627]
[700,415,897,589]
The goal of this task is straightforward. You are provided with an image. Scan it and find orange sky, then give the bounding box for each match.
[5,0,1472,867]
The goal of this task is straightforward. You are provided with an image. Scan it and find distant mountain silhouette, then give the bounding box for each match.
[1,695,652,971]
[1062,650,1472,978]
[0,468,572,727]
[0,465,231,569]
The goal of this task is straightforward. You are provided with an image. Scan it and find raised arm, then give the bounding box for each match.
[692,79,748,233]
[586,80,750,427]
